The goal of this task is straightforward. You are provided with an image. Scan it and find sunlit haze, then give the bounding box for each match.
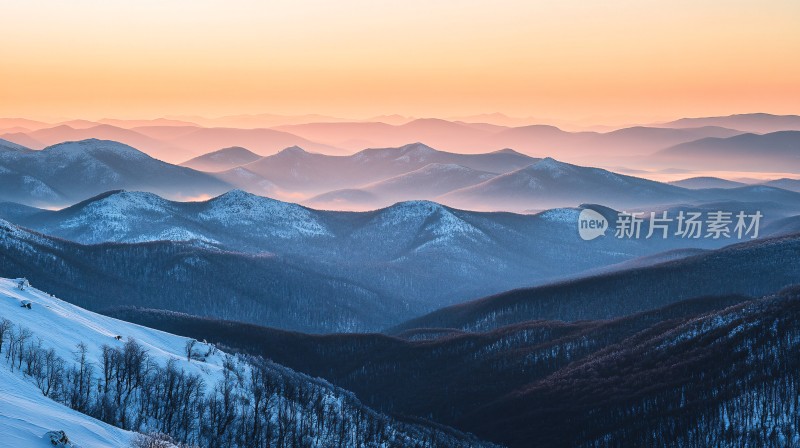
[1,0,799,123]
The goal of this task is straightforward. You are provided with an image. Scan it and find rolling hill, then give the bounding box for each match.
[661,113,800,133]
[108,288,800,448]
[306,163,498,209]
[240,143,537,195]
[440,157,694,211]
[391,232,800,333]
[0,191,744,332]
[654,131,800,172]
[179,146,261,172]
[0,139,232,207]
[669,176,747,189]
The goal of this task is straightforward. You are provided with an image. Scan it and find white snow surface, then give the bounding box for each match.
[537,207,581,224]
[0,277,227,383]
[0,367,135,448]
[0,277,231,447]
[198,190,331,237]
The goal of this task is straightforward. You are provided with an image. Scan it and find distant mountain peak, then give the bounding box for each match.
[491,148,524,155]
[515,124,564,132]
[405,117,458,126]
[208,188,292,208]
[180,146,262,172]
[536,207,581,224]
[414,163,474,173]
[391,199,444,209]
[62,190,172,216]
[399,142,438,153]
[209,146,256,157]
[527,157,574,174]
[42,138,150,160]
[213,188,261,202]
[277,145,309,155]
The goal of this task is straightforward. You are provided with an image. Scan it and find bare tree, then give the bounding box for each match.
[185,339,197,362]
[0,318,11,354]
[130,432,176,448]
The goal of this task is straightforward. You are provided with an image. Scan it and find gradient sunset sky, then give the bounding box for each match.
[2,0,798,123]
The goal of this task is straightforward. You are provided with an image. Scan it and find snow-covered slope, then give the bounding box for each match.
[0,367,135,448]
[5,189,331,247]
[0,277,228,379]
[0,276,228,447]
[0,277,496,447]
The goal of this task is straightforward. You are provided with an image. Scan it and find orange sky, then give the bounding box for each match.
[1,0,798,124]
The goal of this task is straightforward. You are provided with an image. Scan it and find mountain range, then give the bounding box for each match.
[669,176,747,189]
[0,114,773,166]
[182,143,800,212]
[103,230,800,447]
[234,143,538,196]
[660,113,800,133]
[0,123,341,163]
[180,146,262,172]
[653,131,800,172]
[306,163,497,209]
[0,189,762,333]
[392,232,800,333]
[3,111,800,447]
[3,133,800,212]
[0,139,231,206]
[439,157,695,211]
[108,245,800,447]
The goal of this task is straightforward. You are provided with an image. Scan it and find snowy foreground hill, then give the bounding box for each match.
[0,277,495,448]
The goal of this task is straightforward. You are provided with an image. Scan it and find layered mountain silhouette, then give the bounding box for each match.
[0,139,231,206]
[462,288,800,447]
[0,191,747,332]
[391,232,800,333]
[306,163,497,209]
[762,177,800,192]
[661,113,800,133]
[272,119,746,162]
[0,217,395,333]
[669,176,747,189]
[2,111,800,448]
[1,115,761,166]
[5,137,800,215]
[109,283,800,447]
[440,157,694,210]
[0,123,341,163]
[239,143,537,195]
[273,118,492,152]
[180,146,261,172]
[654,131,800,172]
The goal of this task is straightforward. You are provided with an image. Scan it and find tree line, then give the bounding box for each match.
[0,317,492,448]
